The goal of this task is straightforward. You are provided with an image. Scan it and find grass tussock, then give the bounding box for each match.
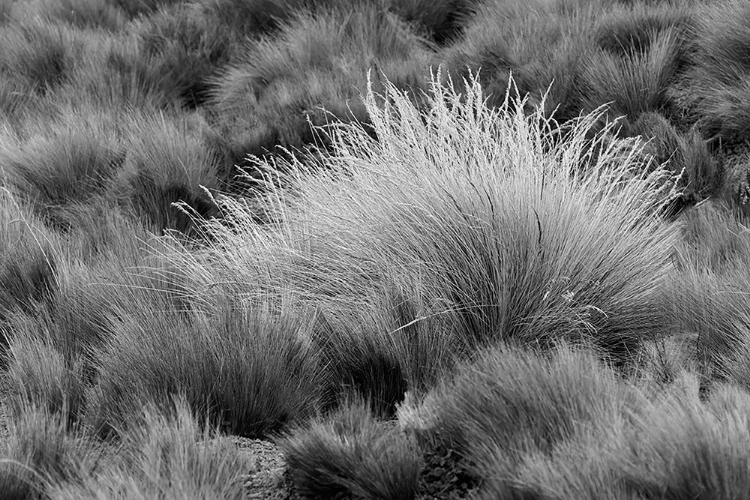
[208,5,434,164]
[169,71,681,426]
[579,26,684,120]
[4,322,88,428]
[88,298,325,438]
[0,402,106,500]
[280,397,423,500]
[442,0,606,120]
[410,343,631,475]
[0,113,123,230]
[663,202,750,390]
[399,343,750,499]
[110,111,220,234]
[0,189,57,327]
[133,2,236,108]
[593,0,693,58]
[624,112,719,202]
[0,17,79,96]
[48,398,250,500]
[675,0,750,141]
[622,377,750,500]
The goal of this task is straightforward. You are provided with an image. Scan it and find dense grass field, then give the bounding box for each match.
[3,0,750,498]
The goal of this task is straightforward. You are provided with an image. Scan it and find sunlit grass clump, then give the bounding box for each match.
[168,69,682,423]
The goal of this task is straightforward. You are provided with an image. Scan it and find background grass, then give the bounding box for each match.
[3,0,750,498]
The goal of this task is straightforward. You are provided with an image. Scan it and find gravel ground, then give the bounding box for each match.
[234,437,296,500]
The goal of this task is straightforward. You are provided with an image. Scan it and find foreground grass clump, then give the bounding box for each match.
[88,299,326,438]
[0,402,106,500]
[397,343,638,499]
[280,397,423,499]
[396,342,750,499]
[48,398,251,500]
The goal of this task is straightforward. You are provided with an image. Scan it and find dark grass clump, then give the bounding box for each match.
[623,111,719,203]
[593,0,694,57]
[0,190,57,327]
[577,26,684,121]
[134,2,237,108]
[0,17,78,97]
[109,0,181,18]
[397,342,640,499]
[88,299,326,439]
[280,397,423,500]
[49,398,250,500]
[196,0,477,44]
[0,402,106,500]
[308,286,463,417]
[674,0,750,142]
[663,202,750,391]
[108,111,220,235]
[0,114,123,230]
[385,0,482,45]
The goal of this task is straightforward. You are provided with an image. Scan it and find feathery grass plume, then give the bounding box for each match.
[49,397,249,500]
[0,402,107,500]
[442,0,607,121]
[0,189,57,328]
[88,296,325,438]
[411,343,638,497]
[134,2,236,109]
[578,26,684,121]
[207,4,434,169]
[280,397,423,500]
[674,0,750,141]
[621,373,750,499]
[109,110,219,235]
[272,70,676,361]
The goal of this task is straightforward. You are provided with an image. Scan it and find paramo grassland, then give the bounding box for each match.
[3,0,750,498]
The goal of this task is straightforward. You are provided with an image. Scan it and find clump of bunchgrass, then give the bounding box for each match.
[280,397,423,500]
[171,69,681,430]
[48,397,250,500]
